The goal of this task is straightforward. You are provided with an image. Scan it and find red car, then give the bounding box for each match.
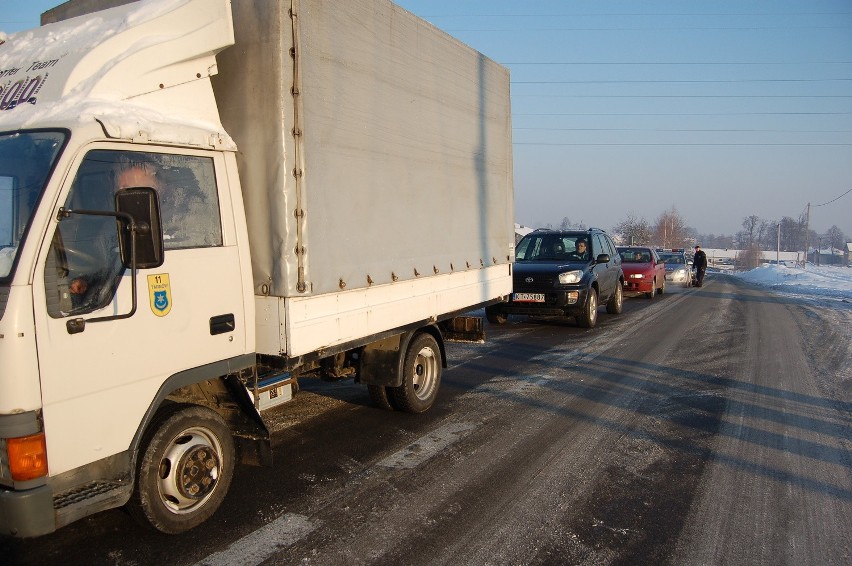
[616,246,666,298]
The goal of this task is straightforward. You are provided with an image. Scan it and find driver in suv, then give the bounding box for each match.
[486,228,624,328]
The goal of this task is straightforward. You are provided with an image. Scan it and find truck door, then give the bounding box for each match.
[32,147,248,478]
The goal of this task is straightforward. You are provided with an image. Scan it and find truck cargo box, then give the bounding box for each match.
[212,0,514,298]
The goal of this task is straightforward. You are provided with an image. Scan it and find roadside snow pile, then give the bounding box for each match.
[733,264,852,302]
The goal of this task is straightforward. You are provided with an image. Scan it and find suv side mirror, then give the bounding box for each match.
[596,253,610,264]
[115,188,164,269]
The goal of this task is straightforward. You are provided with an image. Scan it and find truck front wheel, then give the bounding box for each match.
[391,333,442,413]
[127,405,235,534]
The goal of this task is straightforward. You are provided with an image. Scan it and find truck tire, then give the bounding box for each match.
[485,305,507,325]
[606,282,623,314]
[126,405,235,534]
[576,288,598,328]
[390,333,442,413]
[368,385,398,411]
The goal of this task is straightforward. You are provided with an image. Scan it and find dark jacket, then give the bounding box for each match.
[693,249,708,270]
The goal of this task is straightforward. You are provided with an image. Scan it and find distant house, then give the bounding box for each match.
[847,242,852,266]
[809,245,845,266]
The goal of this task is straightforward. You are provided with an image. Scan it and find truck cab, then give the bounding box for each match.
[0,0,513,537]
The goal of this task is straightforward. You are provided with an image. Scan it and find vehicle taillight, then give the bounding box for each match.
[7,433,48,481]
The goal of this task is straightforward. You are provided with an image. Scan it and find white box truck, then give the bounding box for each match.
[0,0,513,536]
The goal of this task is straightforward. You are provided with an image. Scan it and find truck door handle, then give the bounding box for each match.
[210,314,235,335]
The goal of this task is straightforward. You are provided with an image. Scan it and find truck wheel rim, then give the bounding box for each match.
[412,347,439,401]
[158,427,222,514]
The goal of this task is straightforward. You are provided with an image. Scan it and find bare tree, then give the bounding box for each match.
[739,243,763,270]
[757,218,780,251]
[697,232,735,249]
[612,212,652,246]
[779,216,800,252]
[824,225,846,251]
[741,215,761,249]
[549,216,587,230]
[653,206,690,248]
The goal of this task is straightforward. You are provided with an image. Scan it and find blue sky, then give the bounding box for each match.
[2,0,851,239]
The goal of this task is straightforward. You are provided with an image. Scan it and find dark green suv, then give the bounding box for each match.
[486,228,624,328]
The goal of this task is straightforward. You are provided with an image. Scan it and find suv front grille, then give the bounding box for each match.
[513,273,555,290]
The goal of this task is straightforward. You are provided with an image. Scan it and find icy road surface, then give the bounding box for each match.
[4,271,850,565]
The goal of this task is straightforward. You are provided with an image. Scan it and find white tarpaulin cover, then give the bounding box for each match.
[214,0,514,298]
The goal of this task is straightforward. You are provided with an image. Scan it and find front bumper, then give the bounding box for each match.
[493,287,593,317]
[623,279,653,294]
[0,485,56,538]
[665,270,691,283]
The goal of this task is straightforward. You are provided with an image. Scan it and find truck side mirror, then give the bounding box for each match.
[115,188,164,269]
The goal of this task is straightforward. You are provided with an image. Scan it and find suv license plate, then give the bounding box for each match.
[514,293,545,303]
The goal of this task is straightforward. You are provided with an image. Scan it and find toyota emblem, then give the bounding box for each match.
[525,277,534,283]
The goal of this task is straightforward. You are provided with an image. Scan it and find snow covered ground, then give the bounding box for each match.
[729,264,852,306]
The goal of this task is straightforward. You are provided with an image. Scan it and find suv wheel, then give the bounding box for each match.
[606,282,623,314]
[485,305,507,325]
[576,288,598,328]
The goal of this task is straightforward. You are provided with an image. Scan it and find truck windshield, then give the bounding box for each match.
[0,131,66,279]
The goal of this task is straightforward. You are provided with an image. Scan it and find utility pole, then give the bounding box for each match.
[776,223,780,265]
[804,202,810,269]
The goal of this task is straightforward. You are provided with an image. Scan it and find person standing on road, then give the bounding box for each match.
[693,245,708,287]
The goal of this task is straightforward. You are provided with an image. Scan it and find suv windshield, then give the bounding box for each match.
[516,233,593,262]
[0,131,66,279]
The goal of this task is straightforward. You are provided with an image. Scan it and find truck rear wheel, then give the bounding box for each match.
[368,385,399,411]
[390,333,442,413]
[127,405,235,534]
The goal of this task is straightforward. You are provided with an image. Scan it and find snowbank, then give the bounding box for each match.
[732,264,852,302]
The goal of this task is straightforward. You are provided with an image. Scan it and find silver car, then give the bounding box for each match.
[657,250,694,287]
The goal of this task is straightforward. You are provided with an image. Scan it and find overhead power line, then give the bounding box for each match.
[514,127,852,133]
[447,26,852,32]
[501,61,852,65]
[514,112,852,116]
[814,187,852,207]
[512,78,852,84]
[512,142,852,146]
[512,94,852,98]
[422,13,852,18]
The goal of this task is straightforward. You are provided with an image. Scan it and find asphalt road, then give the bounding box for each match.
[5,274,851,565]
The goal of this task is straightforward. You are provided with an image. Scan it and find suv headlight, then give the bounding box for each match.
[558,270,583,284]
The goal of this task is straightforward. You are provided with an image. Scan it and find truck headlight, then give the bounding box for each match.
[558,270,583,284]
